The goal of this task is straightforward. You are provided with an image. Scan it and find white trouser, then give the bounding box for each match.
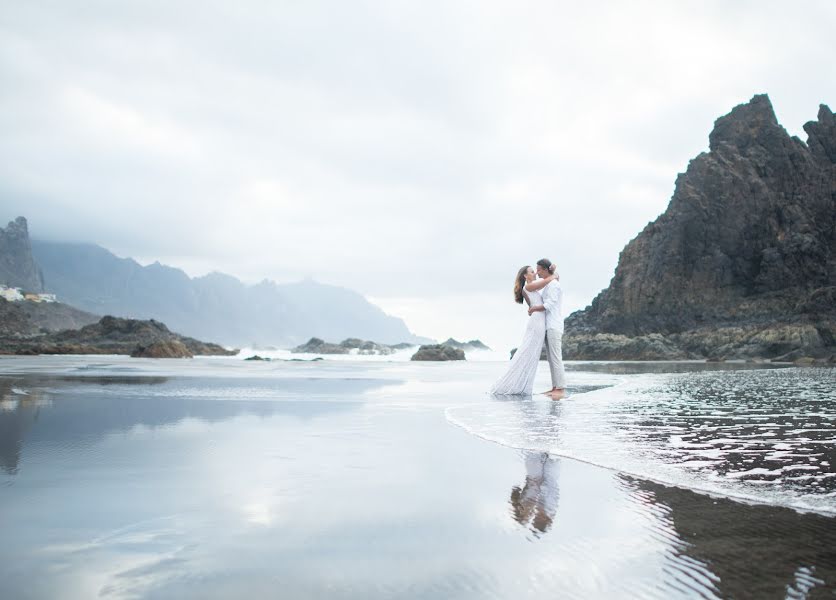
[545,329,566,389]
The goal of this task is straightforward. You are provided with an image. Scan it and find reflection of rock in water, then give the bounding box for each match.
[0,374,382,477]
[622,476,836,598]
[0,379,50,474]
[510,452,560,537]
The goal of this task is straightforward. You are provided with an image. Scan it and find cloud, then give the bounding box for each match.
[1,0,834,348]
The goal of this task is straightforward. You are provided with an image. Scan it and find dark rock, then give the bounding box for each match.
[291,336,395,355]
[131,340,193,358]
[410,344,466,361]
[390,342,416,350]
[442,338,492,351]
[565,95,836,360]
[564,332,690,361]
[244,355,270,361]
[342,338,395,355]
[340,338,364,348]
[1,314,237,356]
[292,337,348,354]
[0,217,44,292]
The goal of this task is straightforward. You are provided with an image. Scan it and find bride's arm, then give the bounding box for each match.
[527,304,545,316]
[524,274,556,292]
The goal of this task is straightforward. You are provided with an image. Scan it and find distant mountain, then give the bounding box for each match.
[29,239,424,347]
[0,217,44,292]
[565,95,836,361]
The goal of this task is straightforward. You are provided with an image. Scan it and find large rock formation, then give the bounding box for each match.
[1,314,237,356]
[291,336,396,355]
[131,339,193,359]
[0,217,44,292]
[565,95,836,360]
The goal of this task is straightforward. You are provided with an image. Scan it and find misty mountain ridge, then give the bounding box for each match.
[26,237,425,347]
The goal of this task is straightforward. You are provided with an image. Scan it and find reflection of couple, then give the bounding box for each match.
[491,258,566,398]
[510,452,560,536]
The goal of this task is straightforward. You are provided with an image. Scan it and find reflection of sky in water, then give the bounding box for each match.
[1,359,835,598]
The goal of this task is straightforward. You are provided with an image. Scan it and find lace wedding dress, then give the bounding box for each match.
[490,289,546,395]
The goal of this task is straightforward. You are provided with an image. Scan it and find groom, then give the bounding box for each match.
[536,258,566,397]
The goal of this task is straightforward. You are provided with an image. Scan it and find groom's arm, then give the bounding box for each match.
[542,284,559,314]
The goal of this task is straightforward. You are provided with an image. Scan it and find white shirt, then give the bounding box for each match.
[541,279,564,333]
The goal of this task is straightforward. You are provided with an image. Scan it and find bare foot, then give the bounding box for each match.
[548,389,566,400]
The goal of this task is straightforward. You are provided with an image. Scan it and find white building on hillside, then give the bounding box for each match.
[0,286,24,301]
[22,292,58,303]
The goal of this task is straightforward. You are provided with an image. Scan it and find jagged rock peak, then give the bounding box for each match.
[3,217,33,244]
[564,94,836,360]
[9,216,28,233]
[708,94,783,152]
[803,103,836,163]
[0,216,44,292]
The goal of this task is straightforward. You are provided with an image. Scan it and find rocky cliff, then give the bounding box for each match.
[0,217,44,292]
[565,95,836,361]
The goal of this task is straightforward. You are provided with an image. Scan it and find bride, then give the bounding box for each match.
[490,265,556,395]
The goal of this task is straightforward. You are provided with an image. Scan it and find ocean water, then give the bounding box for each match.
[1,356,834,598]
[448,367,836,515]
[232,346,507,362]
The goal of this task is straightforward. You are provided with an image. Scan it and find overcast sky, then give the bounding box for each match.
[2,0,834,349]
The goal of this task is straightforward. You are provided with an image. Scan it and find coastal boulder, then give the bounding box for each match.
[292,337,349,354]
[131,340,193,358]
[291,336,396,355]
[410,344,466,361]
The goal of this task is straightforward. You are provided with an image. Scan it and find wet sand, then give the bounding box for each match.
[0,356,834,598]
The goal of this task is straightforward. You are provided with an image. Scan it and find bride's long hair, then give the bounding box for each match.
[513,266,530,304]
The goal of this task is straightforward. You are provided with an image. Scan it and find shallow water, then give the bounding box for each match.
[448,367,836,514]
[1,356,834,598]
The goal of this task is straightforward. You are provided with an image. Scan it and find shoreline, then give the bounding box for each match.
[1,357,834,597]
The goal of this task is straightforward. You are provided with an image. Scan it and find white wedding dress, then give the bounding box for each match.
[490,289,546,395]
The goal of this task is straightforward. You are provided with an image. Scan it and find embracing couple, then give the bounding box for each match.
[490,258,566,398]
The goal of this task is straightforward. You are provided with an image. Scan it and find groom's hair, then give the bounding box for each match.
[536,258,556,275]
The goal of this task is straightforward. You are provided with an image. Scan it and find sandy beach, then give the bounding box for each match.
[1,356,834,598]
